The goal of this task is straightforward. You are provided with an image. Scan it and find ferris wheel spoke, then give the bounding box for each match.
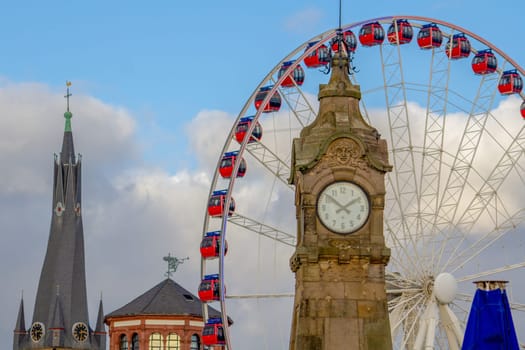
[446,208,525,273]
[435,104,493,228]
[440,123,525,271]
[438,304,463,350]
[432,79,502,269]
[456,122,525,227]
[268,79,318,128]
[412,297,439,350]
[450,299,471,317]
[509,302,525,311]
[244,141,293,188]
[457,261,525,283]
[390,293,427,349]
[385,218,427,279]
[380,42,421,257]
[418,46,450,249]
[227,212,296,247]
[226,293,293,299]
[434,123,525,266]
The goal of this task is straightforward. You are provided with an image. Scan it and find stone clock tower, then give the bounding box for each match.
[289,50,393,349]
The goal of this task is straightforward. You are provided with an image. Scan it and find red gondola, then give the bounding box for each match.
[202,318,226,346]
[472,49,497,75]
[520,101,525,119]
[207,190,235,217]
[303,41,330,68]
[498,70,523,95]
[200,231,228,259]
[198,274,222,302]
[219,151,246,178]
[278,60,305,88]
[234,116,262,144]
[387,19,413,45]
[445,33,471,59]
[254,86,281,113]
[331,29,357,53]
[359,22,385,47]
[417,23,442,49]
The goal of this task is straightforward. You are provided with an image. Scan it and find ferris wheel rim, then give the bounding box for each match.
[200,16,525,350]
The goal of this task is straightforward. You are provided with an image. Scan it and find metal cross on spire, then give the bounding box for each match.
[65,81,72,112]
[63,81,73,132]
[163,254,189,278]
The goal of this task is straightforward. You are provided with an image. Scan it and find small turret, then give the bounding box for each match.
[13,296,26,350]
[93,298,107,350]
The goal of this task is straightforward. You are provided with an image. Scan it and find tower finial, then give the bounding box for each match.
[64,81,73,132]
[338,0,342,30]
[163,253,189,278]
[65,81,72,112]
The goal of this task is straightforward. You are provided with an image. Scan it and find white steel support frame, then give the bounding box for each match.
[379,34,420,248]
[417,43,450,248]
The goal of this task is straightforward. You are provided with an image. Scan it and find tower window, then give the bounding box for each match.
[132,333,139,350]
[120,334,128,350]
[166,333,180,350]
[148,333,163,350]
[190,334,200,350]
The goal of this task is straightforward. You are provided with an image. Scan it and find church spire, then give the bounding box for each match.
[15,83,101,349]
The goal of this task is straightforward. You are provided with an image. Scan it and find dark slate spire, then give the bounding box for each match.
[16,83,100,350]
[93,297,107,350]
[13,296,26,350]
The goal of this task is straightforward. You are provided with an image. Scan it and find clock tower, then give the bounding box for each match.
[289,48,393,349]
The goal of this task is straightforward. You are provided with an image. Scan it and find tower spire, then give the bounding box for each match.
[61,81,75,164]
[15,84,99,349]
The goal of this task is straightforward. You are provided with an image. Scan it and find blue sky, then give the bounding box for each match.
[1,1,525,349]
[2,0,523,170]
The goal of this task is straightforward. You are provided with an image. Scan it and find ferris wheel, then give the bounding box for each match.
[198,15,525,349]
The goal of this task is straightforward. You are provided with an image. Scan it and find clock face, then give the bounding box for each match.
[317,181,370,234]
[72,322,88,342]
[30,322,45,342]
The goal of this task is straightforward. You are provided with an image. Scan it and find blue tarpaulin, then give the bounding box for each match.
[462,288,519,350]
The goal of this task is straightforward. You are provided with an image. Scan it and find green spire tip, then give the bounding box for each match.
[64,81,73,132]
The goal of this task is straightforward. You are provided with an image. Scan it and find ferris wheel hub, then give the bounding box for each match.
[433,272,458,304]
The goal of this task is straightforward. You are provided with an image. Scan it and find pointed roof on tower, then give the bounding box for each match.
[14,296,26,333]
[15,82,101,349]
[106,278,222,319]
[95,297,105,334]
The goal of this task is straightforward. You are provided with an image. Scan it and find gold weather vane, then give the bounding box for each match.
[163,254,189,278]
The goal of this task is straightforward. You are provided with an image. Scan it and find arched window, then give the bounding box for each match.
[119,334,128,350]
[149,333,163,350]
[131,333,139,350]
[190,334,200,350]
[166,333,180,350]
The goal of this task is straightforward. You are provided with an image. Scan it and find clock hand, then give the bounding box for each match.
[325,194,348,212]
[336,197,360,213]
